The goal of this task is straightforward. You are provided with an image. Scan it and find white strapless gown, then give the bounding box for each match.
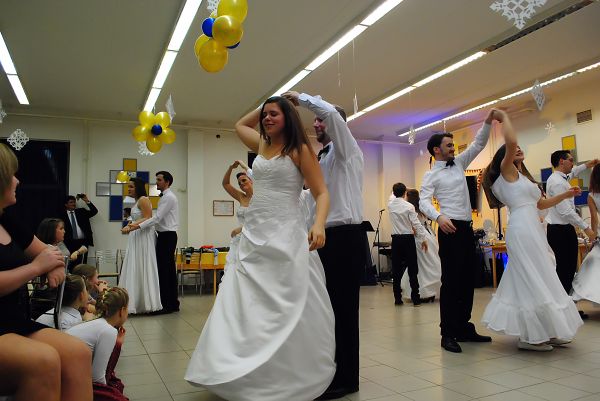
[185,155,336,401]
[119,202,162,313]
[482,174,582,344]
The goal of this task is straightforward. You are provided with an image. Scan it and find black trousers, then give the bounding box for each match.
[547,224,578,293]
[391,234,420,302]
[437,220,476,338]
[318,224,365,390]
[156,231,180,312]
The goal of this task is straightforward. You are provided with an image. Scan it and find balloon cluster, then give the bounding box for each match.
[132,111,176,153]
[194,0,248,73]
[116,170,130,183]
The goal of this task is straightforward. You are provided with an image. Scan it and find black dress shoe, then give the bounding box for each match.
[579,310,589,320]
[412,299,422,307]
[441,337,462,353]
[394,299,404,305]
[315,386,358,400]
[421,296,435,303]
[456,332,492,342]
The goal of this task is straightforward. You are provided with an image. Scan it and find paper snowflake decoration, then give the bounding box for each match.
[408,125,416,145]
[138,141,155,156]
[530,79,545,111]
[545,122,555,135]
[7,129,29,151]
[0,99,6,123]
[490,0,547,30]
[207,0,219,12]
[165,94,176,123]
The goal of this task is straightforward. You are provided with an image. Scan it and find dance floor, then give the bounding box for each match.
[118,286,600,401]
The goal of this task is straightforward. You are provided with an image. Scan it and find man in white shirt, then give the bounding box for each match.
[131,171,180,313]
[388,183,428,306]
[420,109,498,353]
[283,91,364,400]
[546,150,598,318]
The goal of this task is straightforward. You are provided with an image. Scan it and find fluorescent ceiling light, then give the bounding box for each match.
[271,70,311,97]
[152,51,178,89]
[413,52,486,87]
[361,0,405,26]
[397,60,600,137]
[7,75,29,105]
[0,32,17,74]
[168,0,203,51]
[305,25,367,71]
[363,86,415,112]
[144,88,161,112]
[347,111,365,122]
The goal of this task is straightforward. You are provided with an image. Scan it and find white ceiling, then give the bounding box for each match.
[1,0,599,144]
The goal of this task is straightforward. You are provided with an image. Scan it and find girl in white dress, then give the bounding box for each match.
[186,97,335,401]
[481,110,583,351]
[572,165,600,303]
[120,177,162,313]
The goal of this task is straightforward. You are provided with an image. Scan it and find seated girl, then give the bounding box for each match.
[36,274,89,330]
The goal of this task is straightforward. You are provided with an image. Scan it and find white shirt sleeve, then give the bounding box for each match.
[91,324,118,384]
[554,196,588,229]
[455,123,491,168]
[419,171,440,221]
[139,193,173,229]
[409,207,428,242]
[298,93,360,162]
[568,163,587,180]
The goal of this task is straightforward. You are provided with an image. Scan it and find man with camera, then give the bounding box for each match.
[60,194,98,264]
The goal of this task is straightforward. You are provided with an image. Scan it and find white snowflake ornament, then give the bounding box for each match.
[7,129,29,151]
[408,125,416,145]
[207,0,219,12]
[530,79,545,111]
[490,0,547,30]
[545,122,555,135]
[165,94,176,123]
[138,141,155,156]
[0,99,6,123]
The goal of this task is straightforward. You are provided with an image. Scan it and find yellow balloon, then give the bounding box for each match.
[116,171,129,183]
[194,34,210,58]
[160,127,176,144]
[132,125,149,142]
[138,111,155,126]
[154,112,171,128]
[210,10,218,18]
[146,136,163,153]
[217,0,248,22]
[198,39,229,73]
[212,15,243,48]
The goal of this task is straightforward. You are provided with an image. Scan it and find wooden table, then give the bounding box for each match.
[200,263,225,295]
[484,242,589,288]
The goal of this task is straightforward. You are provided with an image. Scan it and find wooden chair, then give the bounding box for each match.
[177,248,203,296]
[95,249,122,286]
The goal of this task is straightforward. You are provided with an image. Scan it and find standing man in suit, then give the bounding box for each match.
[61,194,98,264]
[283,91,364,400]
[546,151,598,318]
[130,171,180,314]
[419,109,498,353]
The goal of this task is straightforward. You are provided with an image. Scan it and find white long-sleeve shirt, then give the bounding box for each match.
[36,306,82,331]
[419,123,491,222]
[66,318,117,384]
[388,197,427,242]
[545,164,589,229]
[299,93,364,227]
[139,187,179,232]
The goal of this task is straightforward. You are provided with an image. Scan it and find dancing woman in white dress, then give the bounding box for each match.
[401,189,441,301]
[572,165,600,303]
[481,110,583,351]
[185,97,335,400]
[119,178,162,314]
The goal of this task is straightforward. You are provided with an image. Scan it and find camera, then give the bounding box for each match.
[76,193,85,199]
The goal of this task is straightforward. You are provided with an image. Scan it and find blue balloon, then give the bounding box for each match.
[202,18,215,37]
[227,41,240,49]
[151,124,163,135]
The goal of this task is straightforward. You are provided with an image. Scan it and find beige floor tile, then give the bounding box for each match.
[475,390,547,401]
[164,379,206,396]
[401,386,472,401]
[124,382,171,400]
[345,381,396,400]
[513,365,577,381]
[359,364,407,380]
[519,382,591,401]
[552,373,600,393]
[412,368,471,385]
[479,371,545,389]
[372,374,436,393]
[443,377,510,398]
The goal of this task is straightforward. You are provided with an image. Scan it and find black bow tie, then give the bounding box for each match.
[446,159,455,167]
[159,193,163,197]
[317,145,331,161]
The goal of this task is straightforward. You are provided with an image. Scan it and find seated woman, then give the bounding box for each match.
[36,274,89,330]
[0,143,92,401]
[37,217,86,264]
[67,287,129,400]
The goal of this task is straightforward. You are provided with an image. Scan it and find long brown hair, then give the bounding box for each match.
[259,96,310,157]
[0,143,18,213]
[482,144,541,209]
[96,287,129,318]
[590,164,600,194]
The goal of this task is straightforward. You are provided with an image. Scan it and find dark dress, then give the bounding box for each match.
[0,213,49,336]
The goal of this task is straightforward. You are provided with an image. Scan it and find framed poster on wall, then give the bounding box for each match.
[213,200,234,216]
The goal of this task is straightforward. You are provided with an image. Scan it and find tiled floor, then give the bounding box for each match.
[119,286,600,401]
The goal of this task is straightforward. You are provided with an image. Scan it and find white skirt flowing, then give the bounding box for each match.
[572,245,600,304]
[401,229,441,299]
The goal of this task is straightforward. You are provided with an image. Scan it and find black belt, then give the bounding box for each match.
[450,219,473,227]
[392,234,413,237]
[325,223,363,232]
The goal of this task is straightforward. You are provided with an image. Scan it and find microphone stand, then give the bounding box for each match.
[374,209,384,287]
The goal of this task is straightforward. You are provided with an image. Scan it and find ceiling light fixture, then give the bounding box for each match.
[0,32,29,105]
[270,0,405,98]
[397,60,600,137]
[144,0,203,111]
